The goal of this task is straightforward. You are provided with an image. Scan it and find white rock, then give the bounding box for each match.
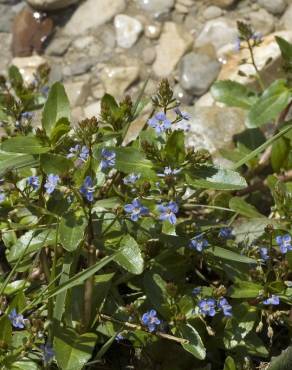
[248,8,275,36]
[26,0,78,10]
[114,14,143,49]
[64,0,126,35]
[100,62,140,98]
[73,36,95,50]
[145,22,162,39]
[153,22,193,77]
[203,6,223,20]
[0,33,12,75]
[209,0,235,8]
[195,18,238,54]
[136,0,174,16]
[64,80,90,107]
[257,0,286,15]
[281,4,292,30]
[84,101,101,118]
[11,55,47,84]
[142,47,156,64]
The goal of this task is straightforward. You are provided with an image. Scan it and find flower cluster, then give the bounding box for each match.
[198,297,232,317]
[124,199,149,221]
[67,144,89,162]
[141,309,161,332]
[28,176,40,190]
[80,176,94,202]
[44,174,60,194]
[8,309,26,329]
[189,235,209,252]
[218,227,233,239]
[123,173,140,185]
[276,234,292,254]
[263,295,280,306]
[148,112,171,134]
[157,201,179,225]
[101,148,116,170]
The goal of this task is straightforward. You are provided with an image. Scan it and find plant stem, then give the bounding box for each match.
[247,39,265,91]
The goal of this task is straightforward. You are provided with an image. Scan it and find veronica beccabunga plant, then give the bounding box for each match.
[0,27,292,368]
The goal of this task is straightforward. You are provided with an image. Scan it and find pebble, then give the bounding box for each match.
[12,7,53,57]
[46,37,71,56]
[64,0,126,35]
[248,8,275,36]
[175,3,189,13]
[73,35,95,50]
[11,55,48,84]
[142,47,156,64]
[62,58,95,77]
[136,0,175,16]
[64,79,90,107]
[203,6,223,20]
[100,61,140,98]
[114,14,143,49]
[195,18,238,53]
[0,4,14,32]
[209,0,235,8]
[281,4,292,30]
[145,22,162,39]
[179,52,221,96]
[26,0,78,10]
[257,0,287,15]
[0,33,12,74]
[173,84,194,105]
[153,22,193,77]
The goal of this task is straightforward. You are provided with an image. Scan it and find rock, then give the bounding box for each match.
[136,0,174,16]
[84,101,101,118]
[64,80,90,107]
[179,52,221,96]
[173,84,194,105]
[0,33,12,74]
[0,4,14,32]
[248,9,275,36]
[203,6,223,20]
[195,18,238,54]
[11,55,48,84]
[281,4,292,30]
[153,22,193,77]
[12,7,53,57]
[71,107,84,126]
[73,35,94,50]
[100,60,140,98]
[26,0,78,10]
[64,0,126,35]
[145,22,162,39]
[175,3,189,13]
[186,105,246,154]
[114,14,143,48]
[63,58,95,77]
[209,0,235,8]
[218,31,292,88]
[46,37,71,56]
[142,47,156,64]
[257,0,286,15]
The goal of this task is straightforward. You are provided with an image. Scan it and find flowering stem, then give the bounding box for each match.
[247,39,265,91]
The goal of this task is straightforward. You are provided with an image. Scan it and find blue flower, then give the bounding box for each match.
[115,333,124,342]
[101,148,116,170]
[192,287,202,296]
[158,167,181,178]
[27,176,40,190]
[276,234,292,254]
[141,309,161,332]
[40,343,54,364]
[0,192,5,203]
[260,247,269,261]
[198,298,216,317]
[157,201,179,225]
[218,227,233,239]
[8,309,26,329]
[80,176,94,202]
[123,173,140,185]
[263,295,280,306]
[218,297,232,317]
[67,144,89,162]
[174,107,191,121]
[124,199,149,221]
[189,235,209,252]
[41,86,50,97]
[44,174,60,194]
[148,112,171,134]
[251,32,262,43]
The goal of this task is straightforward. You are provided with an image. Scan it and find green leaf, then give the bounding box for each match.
[50,118,70,144]
[54,328,97,370]
[232,124,292,169]
[271,136,289,171]
[9,65,23,89]
[268,346,292,370]
[7,229,56,263]
[229,281,263,298]
[42,82,70,137]
[246,80,291,128]
[229,197,264,218]
[10,360,40,370]
[164,130,185,165]
[0,151,38,176]
[59,211,88,252]
[40,153,73,175]
[224,356,237,370]
[211,80,256,109]
[0,315,12,345]
[186,166,247,191]
[275,36,292,63]
[1,280,30,296]
[46,254,116,299]
[115,235,144,274]
[206,246,257,264]
[175,323,206,360]
[1,136,50,154]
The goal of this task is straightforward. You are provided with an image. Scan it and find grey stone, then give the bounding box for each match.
[145,22,162,39]
[64,0,126,35]
[281,4,292,30]
[114,14,143,49]
[173,84,194,105]
[11,55,48,84]
[142,47,156,64]
[179,52,221,96]
[203,6,223,20]
[46,37,71,56]
[248,8,275,35]
[0,33,12,74]
[64,80,90,107]
[26,0,78,10]
[257,0,287,15]
[136,0,174,16]
[209,0,235,8]
[0,4,14,32]
[63,58,94,77]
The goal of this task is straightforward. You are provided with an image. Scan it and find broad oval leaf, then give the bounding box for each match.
[224,356,237,370]
[1,136,50,154]
[40,153,73,175]
[175,323,206,360]
[229,197,264,218]
[59,211,88,252]
[0,151,38,176]
[206,246,257,264]
[115,235,144,274]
